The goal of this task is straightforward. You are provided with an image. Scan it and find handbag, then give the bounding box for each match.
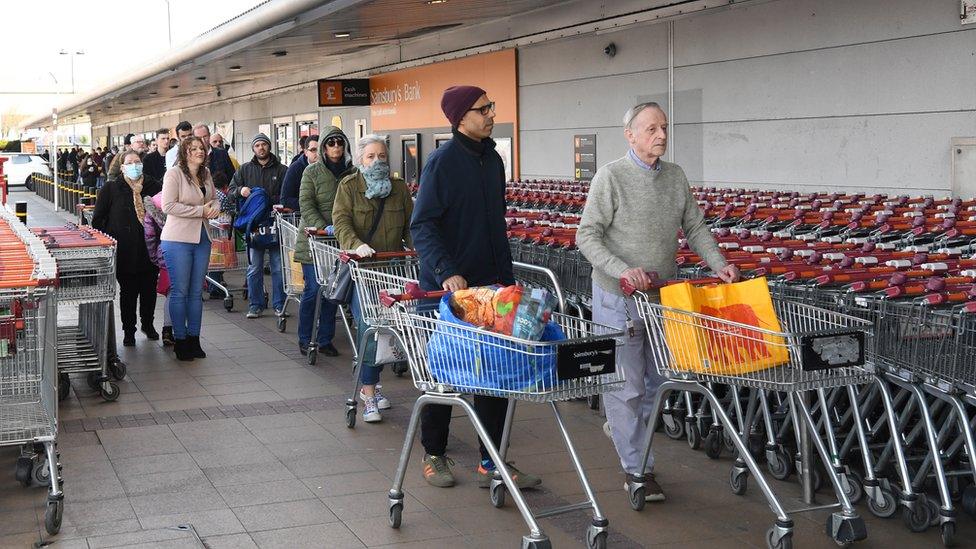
[156,268,171,296]
[324,197,387,305]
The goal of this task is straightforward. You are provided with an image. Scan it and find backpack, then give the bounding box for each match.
[234,187,277,249]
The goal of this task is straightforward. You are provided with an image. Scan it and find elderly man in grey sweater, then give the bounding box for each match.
[577,102,739,501]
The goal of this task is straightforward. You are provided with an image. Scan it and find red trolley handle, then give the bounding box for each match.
[339,250,418,263]
[619,271,723,296]
[379,281,448,307]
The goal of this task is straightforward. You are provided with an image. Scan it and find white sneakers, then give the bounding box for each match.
[360,385,391,423]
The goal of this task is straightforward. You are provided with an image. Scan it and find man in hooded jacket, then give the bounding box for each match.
[292,126,356,357]
[229,133,287,319]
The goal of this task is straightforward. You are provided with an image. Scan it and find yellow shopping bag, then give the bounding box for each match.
[660,277,789,375]
[287,250,304,291]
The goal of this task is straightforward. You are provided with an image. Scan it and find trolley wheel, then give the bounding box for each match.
[730,468,748,496]
[629,484,646,511]
[87,371,102,391]
[223,297,234,312]
[100,382,120,402]
[307,350,318,366]
[903,495,931,533]
[109,360,126,381]
[941,521,955,547]
[766,528,792,549]
[389,503,402,529]
[15,457,32,486]
[925,495,941,528]
[277,316,287,332]
[586,529,607,549]
[588,395,600,411]
[490,482,506,508]
[867,488,898,519]
[723,430,736,453]
[345,407,356,429]
[686,422,701,450]
[32,459,51,487]
[704,429,723,459]
[392,361,407,377]
[57,374,70,402]
[962,485,976,517]
[842,471,864,505]
[663,415,684,440]
[768,447,793,481]
[44,499,63,535]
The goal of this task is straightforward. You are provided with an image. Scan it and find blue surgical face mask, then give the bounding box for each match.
[123,163,143,180]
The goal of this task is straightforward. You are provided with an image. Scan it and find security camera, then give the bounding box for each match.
[604,43,617,58]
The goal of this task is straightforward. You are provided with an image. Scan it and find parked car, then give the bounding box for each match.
[1,154,52,189]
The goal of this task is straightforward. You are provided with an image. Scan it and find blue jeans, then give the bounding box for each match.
[246,245,285,311]
[351,285,382,385]
[161,228,212,339]
[298,263,337,348]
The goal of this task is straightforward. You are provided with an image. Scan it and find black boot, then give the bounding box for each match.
[142,324,159,340]
[123,330,136,347]
[161,327,174,347]
[188,335,207,359]
[173,338,194,361]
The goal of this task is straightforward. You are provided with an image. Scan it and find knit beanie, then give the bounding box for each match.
[251,132,271,149]
[440,85,486,128]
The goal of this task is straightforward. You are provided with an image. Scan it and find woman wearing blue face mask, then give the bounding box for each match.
[332,134,413,423]
[92,150,163,347]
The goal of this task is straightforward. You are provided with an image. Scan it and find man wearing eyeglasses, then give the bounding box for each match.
[411,86,541,491]
[577,102,739,503]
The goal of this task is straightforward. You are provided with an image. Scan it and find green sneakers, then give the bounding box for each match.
[422,455,456,488]
[478,462,542,489]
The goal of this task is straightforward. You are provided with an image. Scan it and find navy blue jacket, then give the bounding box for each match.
[279,153,309,211]
[410,134,514,292]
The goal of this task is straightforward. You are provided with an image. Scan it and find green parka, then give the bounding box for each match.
[332,171,413,253]
[293,126,357,264]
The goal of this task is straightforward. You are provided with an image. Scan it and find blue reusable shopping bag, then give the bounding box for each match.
[426,294,566,393]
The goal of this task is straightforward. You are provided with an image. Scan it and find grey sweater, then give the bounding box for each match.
[577,155,727,296]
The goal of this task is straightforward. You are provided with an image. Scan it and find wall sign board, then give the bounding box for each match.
[318,79,372,107]
[574,134,597,181]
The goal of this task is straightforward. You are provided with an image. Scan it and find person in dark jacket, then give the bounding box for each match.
[143,128,170,181]
[91,150,163,347]
[410,85,540,490]
[279,134,318,212]
[229,132,287,319]
[193,124,236,184]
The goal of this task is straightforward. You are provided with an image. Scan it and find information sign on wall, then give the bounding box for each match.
[318,79,371,106]
[574,134,597,181]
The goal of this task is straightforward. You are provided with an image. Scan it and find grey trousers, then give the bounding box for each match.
[591,283,665,475]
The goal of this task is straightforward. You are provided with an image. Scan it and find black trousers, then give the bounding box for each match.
[420,396,510,462]
[117,269,159,333]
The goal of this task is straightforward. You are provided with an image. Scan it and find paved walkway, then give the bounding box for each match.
[0,188,969,548]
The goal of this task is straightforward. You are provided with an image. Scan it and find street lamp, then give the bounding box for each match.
[58,50,85,94]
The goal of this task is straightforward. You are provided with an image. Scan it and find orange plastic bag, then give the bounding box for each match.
[448,287,497,328]
[659,277,789,375]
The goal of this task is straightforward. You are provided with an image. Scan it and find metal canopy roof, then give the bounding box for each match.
[30,0,749,128]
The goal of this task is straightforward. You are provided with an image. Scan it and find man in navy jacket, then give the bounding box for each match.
[410,85,540,491]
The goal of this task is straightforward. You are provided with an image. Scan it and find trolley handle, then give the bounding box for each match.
[379,281,446,307]
[273,205,293,213]
[339,250,418,263]
[619,271,722,296]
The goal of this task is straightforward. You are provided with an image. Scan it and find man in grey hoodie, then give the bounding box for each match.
[577,101,739,502]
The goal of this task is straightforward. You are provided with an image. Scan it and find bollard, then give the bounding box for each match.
[15,201,27,224]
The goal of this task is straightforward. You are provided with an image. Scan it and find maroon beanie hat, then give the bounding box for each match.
[441,85,487,127]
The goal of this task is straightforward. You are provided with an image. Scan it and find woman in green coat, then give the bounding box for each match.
[293,126,357,357]
[332,134,413,423]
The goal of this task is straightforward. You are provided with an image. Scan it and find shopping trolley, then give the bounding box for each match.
[205,220,248,312]
[381,282,624,549]
[0,213,63,535]
[338,250,566,428]
[31,225,123,402]
[306,230,356,365]
[623,274,873,549]
[274,208,304,332]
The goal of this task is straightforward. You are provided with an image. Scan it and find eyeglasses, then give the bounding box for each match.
[325,137,345,147]
[467,102,496,116]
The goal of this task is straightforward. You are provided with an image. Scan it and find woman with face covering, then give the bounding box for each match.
[161,137,221,361]
[332,134,413,423]
[91,150,163,347]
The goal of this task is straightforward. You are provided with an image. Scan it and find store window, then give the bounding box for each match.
[274,122,294,164]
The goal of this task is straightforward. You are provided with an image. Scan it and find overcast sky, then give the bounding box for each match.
[2,0,261,120]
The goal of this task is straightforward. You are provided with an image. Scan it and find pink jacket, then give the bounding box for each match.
[161,166,219,244]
